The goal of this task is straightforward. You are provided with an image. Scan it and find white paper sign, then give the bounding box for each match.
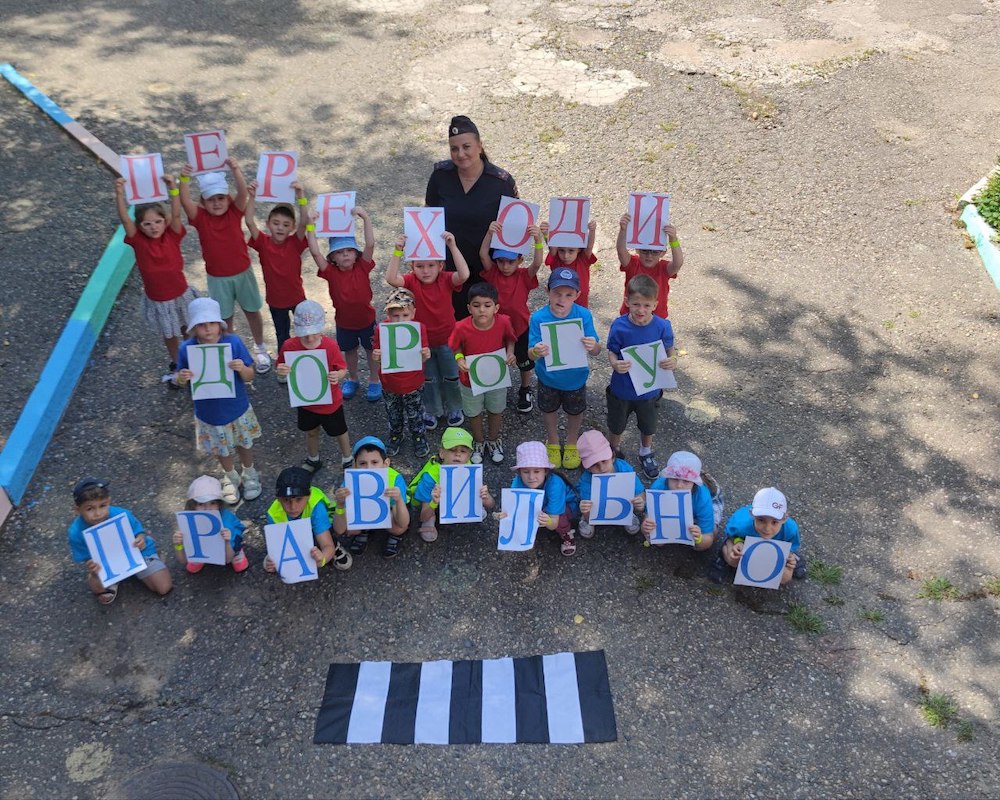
[264,519,318,584]
[541,319,588,372]
[498,488,543,551]
[588,473,636,526]
[734,536,793,590]
[175,510,226,566]
[188,343,236,400]
[403,207,446,260]
[467,348,511,396]
[82,513,146,588]
[286,349,332,408]
[491,196,539,256]
[344,468,392,530]
[184,130,229,175]
[547,197,591,248]
[255,151,299,203]
[378,323,423,374]
[314,191,356,238]
[119,153,168,203]
[622,341,677,394]
[439,465,484,525]
[626,192,671,251]
[645,489,695,546]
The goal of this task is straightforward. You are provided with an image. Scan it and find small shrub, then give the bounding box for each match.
[635,574,656,594]
[918,577,959,601]
[860,608,885,623]
[919,692,958,728]
[807,560,843,586]
[538,127,564,144]
[984,578,1000,597]
[973,168,1000,231]
[955,719,975,743]
[785,604,825,634]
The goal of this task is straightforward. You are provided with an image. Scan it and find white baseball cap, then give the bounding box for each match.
[293,300,326,337]
[187,475,223,503]
[751,487,788,519]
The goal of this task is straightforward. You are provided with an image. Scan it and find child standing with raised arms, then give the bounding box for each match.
[616,213,684,319]
[540,218,597,308]
[115,174,198,386]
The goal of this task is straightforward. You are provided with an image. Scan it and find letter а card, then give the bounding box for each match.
[264,519,318,584]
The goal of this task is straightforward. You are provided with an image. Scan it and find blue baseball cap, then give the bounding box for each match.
[352,435,387,458]
[328,236,360,253]
[490,247,520,261]
[547,267,580,291]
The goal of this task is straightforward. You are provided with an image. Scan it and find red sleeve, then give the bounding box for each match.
[584,253,598,266]
[525,271,539,290]
[248,234,265,254]
[444,273,462,294]
[544,252,557,267]
[402,273,419,292]
[326,339,347,371]
[277,337,294,366]
[358,257,376,274]
[295,237,309,254]
[421,323,429,347]
[447,322,464,354]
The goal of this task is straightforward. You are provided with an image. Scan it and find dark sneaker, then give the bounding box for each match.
[707,553,727,584]
[423,413,439,431]
[413,435,431,459]
[302,456,323,474]
[447,410,465,427]
[638,452,659,479]
[341,455,354,469]
[793,552,807,580]
[386,435,403,457]
[382,534,403,559]
[516,388,533,413]
[348,533,369,555]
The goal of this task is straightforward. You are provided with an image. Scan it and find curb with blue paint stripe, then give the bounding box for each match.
[961,204,1000,292]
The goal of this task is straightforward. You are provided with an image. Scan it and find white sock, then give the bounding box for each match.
[638,445,652,456]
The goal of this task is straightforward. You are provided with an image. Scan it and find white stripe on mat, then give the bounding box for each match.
[414,659,453,744]
[346,660,392,743]
[542,652,585,743]
[481,657,517,743]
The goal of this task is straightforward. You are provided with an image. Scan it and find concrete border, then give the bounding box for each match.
[961,203,1000,292]
[0,64,130,526]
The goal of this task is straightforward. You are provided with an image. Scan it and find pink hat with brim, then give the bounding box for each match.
[512,441,555,471]
[577,429,613,470]
[660,451,703,485]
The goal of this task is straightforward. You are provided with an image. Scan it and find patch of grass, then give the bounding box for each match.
[824,594,845,607]
[883,320,896,330]
[785,604,825,634]
[859,608,885,623]
[722,80,778,121]
[658,120,679,133]
[537,127,564,144]
[972,166,1000,230]
[807,559,842,586]
[918,577,959,601]
[908,309,920,318]
[701,222,716,232]
[919,692,959,728]
[955,719,975,743]
[984,578,1000,597]
[640,149,660,163]
[635,574,656,594]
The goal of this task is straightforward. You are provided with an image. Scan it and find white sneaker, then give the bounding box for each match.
[625,514,641,535]
[252,343,272,374]
[487,438,505,464]
[276,371,287,384]
[471,441,484,464]
[220,470,241,505]
[578,518,594,539]
[242,466,262,500]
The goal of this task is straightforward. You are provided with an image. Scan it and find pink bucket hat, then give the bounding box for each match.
[512,441,556,471]
[577,430,613,470]
[661,451,703,485]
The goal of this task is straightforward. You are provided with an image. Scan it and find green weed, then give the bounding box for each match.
[919,692,958,728]
[859,608,885,623]
[538,127,564,144]
[955,719,975,742]
[785,604,825,634]
[635,574,656,594]
[823,595,845,607]
[984,578,1000,597]
[918,577,959,601]
[807,560,842,586]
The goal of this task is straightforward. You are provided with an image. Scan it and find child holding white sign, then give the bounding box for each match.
[245,179,308,360]
[642,451,716,550]
[308,207,381,402]
[171,475,249,573]
[606,275,676,478]
[616,213,684,319]
[115,175,198,387]
[67,478,172,605]
[574,430,645,540]
[449,283,517,464]
[178,159,272,374]
[263,467,352,576]
[527,269,602,469]
[275,300,351,475]
[479,220,544,413]
[504,442,579,556]
[709,487,803,586]
[385,233,470,431]
[408,427,495,542]
[372,289,431,458]
[540,217,597,308]
[331,437,410,559]
[176,297,262,503]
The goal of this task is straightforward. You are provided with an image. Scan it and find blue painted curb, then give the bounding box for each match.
[960,204,1000,292]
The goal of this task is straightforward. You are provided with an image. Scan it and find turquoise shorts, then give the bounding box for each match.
[207,268,263,318]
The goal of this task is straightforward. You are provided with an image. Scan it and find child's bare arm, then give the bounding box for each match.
[584,219,597,258]
[244,180,261,240]
[528,224,544,276]
[331,487,349,534]
[293,181,307,238]
[356,206,375,261]
[228,157,248,211]
[179,164,199,221]
[617,213,632,266]
[446,231,470,285]
[386,235,406,288]
[114,178,138,238]
[480,223,498,273]
[162,174,184,233]
[665,223,683,274]
[306,214,328,271]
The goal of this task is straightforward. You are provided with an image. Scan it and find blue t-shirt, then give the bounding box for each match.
[724,505,800,551]
[576,459,645,502]
[267,501,332,538]
[528,304,599,392]
[649,478,715,534]
[607,314,674,402]
[511,472,569,516]
[177,333,253,425]
[412,468,438,505]
[67,507,155,563]
[218,508,246,553]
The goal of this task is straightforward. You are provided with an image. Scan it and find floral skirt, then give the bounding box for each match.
[142,286,199,338]
[195,405,262,457]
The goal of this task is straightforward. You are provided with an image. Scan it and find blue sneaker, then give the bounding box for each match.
[447,410,465,427]
[423,413,439,431]
[366,382,383,402]
[342,379,359,400]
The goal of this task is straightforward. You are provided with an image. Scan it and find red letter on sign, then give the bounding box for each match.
[315,192,355,236]
[259,153,296,199]
[547,197,590,248]
[185,131,227,174]
[121,154,161,202]
[405,209,445,260]
[496,200,534,249]
[628,193,670,250]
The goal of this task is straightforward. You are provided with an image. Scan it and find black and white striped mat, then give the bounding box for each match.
[314,650,617,744]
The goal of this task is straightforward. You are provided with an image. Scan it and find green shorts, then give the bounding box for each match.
[206,268,263,318]
[460,383,507,417]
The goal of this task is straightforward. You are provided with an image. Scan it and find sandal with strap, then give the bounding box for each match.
[348,533,369,555]
[382,534,403,559]
[96,584,118,605]
[560,531,577,557]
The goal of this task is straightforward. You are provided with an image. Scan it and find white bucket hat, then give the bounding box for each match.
[198,172,229,198]
[187,297,226,329]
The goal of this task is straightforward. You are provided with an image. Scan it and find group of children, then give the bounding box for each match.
[78,165,804,603]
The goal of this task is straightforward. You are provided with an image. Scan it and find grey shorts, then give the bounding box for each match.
[460,383,507,417]
[207,268,263,318]
[133,554,167,580]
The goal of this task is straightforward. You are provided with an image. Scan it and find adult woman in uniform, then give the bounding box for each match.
[424,115,518,318]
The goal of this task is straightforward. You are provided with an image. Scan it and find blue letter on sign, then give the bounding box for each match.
[278,524,316,579]
[739,539,785,585]
[346,469,390,528]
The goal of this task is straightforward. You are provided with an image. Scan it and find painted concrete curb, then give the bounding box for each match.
[0,63,131,525]
[961,204,1000,292]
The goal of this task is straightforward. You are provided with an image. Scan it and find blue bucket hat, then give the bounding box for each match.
[328,236,360,253]
[490,247,520,261]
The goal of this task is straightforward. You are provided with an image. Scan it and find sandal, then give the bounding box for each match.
[348,533,369,556]
[382,535,403,559]
[560,532,577,557]
[97,585,118,605]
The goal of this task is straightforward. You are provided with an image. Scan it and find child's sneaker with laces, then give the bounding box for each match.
[413,434,431,459]
[707,553,728,584]
[638,451,659,479]
[386,435,403,457]
[241,466,262,501]
[792,552,807,580]
[341,455,354,469]
[332,544,353,571]
[252,343,272,374]
[231,549,249,572]
[447,409,465,427]
[220,470,241,505]
[471,441,485,464]
[516,387,533,413]
[487,438,505,464]
[423,413,439,431]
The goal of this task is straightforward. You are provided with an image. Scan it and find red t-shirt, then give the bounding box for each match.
[124,226,189,301]
[317,258,376,330]
[373,319,429,396]
[403,272,460,347]
[545,252,597,308]
[448,314,516,388]
[482,268,538,337]
[249,233,308,308]
[618,255,676,318]
[277,336,347,414]
[189,203,250,277]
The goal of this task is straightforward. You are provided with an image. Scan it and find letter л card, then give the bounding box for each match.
[498,488,543,552]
